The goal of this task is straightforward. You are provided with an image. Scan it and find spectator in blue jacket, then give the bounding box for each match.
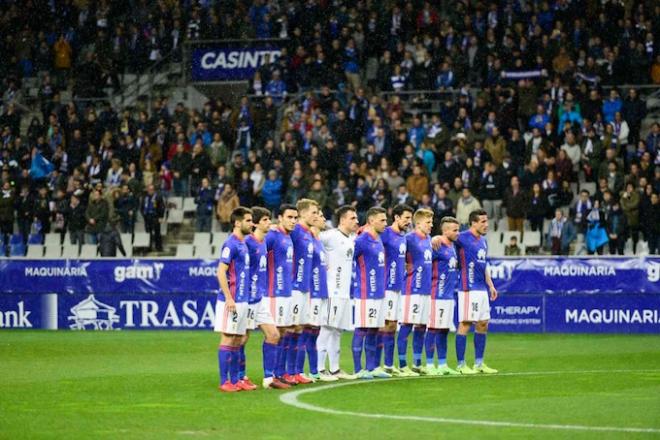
[602,89,622,124]
[189,122,211,147]
[265,70,287,105]
[261,169,283,213]
[435,62,455,90]
[528,104,550,131]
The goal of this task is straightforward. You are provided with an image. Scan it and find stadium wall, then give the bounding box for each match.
[0,258,658,333]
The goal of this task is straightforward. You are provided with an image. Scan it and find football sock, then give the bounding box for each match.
[218,345,232,385]
[238,344,246,379]
[456,333,467,366]
[375,331,385,367]
[383,330,395,367]
[306,328,319,375]
[276,334,288,377]
[295,331,309,374]
[317,326,330,372]
[437,330,449,365]
[262,341,278,378]
[287,332,300,376]
[365,329,378,371]
[474,332,487,366]
[229,346,239,384]
[328,328,342,372]
[397,324,412,368]
[352,328,367,372]
[425,329,438,367]
[412,326,426,367]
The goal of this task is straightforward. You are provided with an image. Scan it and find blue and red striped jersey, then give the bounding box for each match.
[310,235,329,299]
[381,226,407,292]
[353,230,386,300]
[432,241,459,300]
[456,230,489,292]
[245,234,268,304]
[265,227,294,298]
[404,231,433,295]
[291,223,315,293]
[218,233,250,303]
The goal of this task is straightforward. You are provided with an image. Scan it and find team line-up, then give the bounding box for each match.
[215,201,498,392]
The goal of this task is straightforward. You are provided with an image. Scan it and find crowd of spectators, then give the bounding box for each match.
[0,0,659,256]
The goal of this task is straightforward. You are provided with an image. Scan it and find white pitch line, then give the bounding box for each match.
[280,369,660,434]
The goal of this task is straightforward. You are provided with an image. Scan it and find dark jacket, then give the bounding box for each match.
[141,192,165,218]
[85,198,109,233]
[0,189,15,223]
[99,225,126,257]
[503,188,528,218]
[66,202,87,232]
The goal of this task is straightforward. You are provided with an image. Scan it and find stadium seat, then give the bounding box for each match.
[62,244,80,258]
[502,231,522,245]
[167,196,183,210]
[134,222,146,233]
[26,245,44,258]
[523,230,542,248]
[28,233,43,245]
[133,232,150,248]
[120,233,133,247]
[0,242,6,257]
[44,245,62,258]
[167,209,184,224]
[182,197,197,213]
[489,240,506,257]
[80,244,98,258]
[176,244,194,258]
[496,217,508,232]
[44,233,62,246]
[580,182,596,196]
[638,240,649,256]
[212,232,229,249]
[487,232,502,249]
[194,244,214,258]
[10,241,26,257]
[193,232,211,246]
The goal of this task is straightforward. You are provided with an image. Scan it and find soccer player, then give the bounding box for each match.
[308,212,337,382]
[378,204,413,376]
[426,216,460,376]
[290,199,319,384]
[455,209,498,374]
[318,205,360,380]
[398,208,434,376]
[245,207,290,389]
[265,204,298,385]
[352,207,391,379]
[215,207,253,392]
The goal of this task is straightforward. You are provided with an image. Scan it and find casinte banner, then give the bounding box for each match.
[191,46,281,81]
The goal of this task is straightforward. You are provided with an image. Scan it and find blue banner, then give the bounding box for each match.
[1,258,658,296]
[488,295,544,333]
[191,46,281,81]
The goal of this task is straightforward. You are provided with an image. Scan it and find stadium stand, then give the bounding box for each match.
[0,0,658,259]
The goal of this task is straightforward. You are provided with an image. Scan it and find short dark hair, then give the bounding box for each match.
[279,204,298,216]
[231,206,252,225]
[336,205,356,221]
[440,216,459,226]
[366,207,387,219]
[469,209,488,224]
[392,204,414,219]
[251,206,271,224]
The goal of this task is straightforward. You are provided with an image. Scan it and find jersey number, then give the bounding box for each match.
[313,305,319,316]
[472,302,479,313]
[388,300,394,310]
[368,308,377,318]
[278,306,284,317]
[438,309,444,318]
[231,312,238,323]
[333,306,338,316]
[248,309,255,320]
[293,304,299,315]
[412,304,419,314]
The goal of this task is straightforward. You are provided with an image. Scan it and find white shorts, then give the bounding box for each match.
[354,298,386,328]
[268,296,293,327]
[428,298,456,331]
[458,290,491,323]
[327,297,354,331]
[384,290,400,321]
[399,294,430,325]
[308,298,329,327]
[213,300,248,335]
[248,297,276,330]
[291,290,310,326]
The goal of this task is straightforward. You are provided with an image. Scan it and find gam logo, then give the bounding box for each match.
[114,263,164,283]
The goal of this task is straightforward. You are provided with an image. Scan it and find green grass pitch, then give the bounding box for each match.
[1,331,659,439]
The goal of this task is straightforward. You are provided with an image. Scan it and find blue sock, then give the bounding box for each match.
[425,329,437,366]
[474,332,487,366]
[218,345,232,385]
[412,327,426,367]
[456,334,467,366]
[306,329,319,375]
[397,324,412,368]
[436,330,448,365]
[238,345,246,379]
[365,330,377,371]
[287,333,300,376]
[296,331,309,374]
[229,346,239,384]
[276,334,288,377]
[375,332,384,367]
[263,341,278,378]
[383,331,395,367]
[352,329,366,372]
